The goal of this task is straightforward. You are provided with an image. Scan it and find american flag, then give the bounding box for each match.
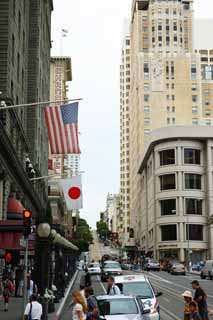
[44,102,80,154]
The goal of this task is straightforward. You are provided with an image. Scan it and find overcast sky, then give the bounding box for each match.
[52,0,213,227]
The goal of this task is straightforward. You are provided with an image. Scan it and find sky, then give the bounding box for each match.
[51,0,213,228]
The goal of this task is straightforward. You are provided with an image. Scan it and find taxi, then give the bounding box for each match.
[114,274,162,320]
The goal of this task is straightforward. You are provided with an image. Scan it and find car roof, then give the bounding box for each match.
[96,295,136,300]
[114,274,147,283]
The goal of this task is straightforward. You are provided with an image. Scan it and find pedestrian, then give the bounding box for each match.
[15,267,23,297]
[85,287,99,320]
[72,290,87,320]
[27,273,38,298]
[189,301,201,320]
[2,273,14,311]
[24,294,43,320]
[106,276,121,295]
[85,268,91,287]
[192,280,209,320]
[182,290,194,320]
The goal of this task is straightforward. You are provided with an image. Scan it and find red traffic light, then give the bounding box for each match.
[23,210,32,219]
[5,251,12,265]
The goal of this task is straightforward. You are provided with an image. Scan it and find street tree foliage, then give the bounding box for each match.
[96,220,109,238]
[73,218,93,252]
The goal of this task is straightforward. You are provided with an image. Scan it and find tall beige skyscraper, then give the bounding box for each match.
[128,0,211,242]
[119,34,132,246]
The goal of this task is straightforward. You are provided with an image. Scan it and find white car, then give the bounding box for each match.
[114,275,162,320]
[76,260,85,271]
[88,262,101,275]
[97,295,150,320]
[101,261,122,281]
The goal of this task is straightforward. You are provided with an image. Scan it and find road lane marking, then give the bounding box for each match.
[160,305,182,320]
[148,272,213,300]
[96,275,107,294]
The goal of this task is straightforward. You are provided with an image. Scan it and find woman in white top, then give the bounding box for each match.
[72,290,87,320]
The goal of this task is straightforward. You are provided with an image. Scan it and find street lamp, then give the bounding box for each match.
[37,223,51,238]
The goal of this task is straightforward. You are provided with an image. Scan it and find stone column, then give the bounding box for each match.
[209,224,213,259]
[206,140,213,258]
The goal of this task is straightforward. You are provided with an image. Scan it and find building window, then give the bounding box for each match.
[144,129,150,135]
[160,199,176,216]
[172,106,175,113]
[144,95,149,102]
[144,63,149,79]
[185,174,201,190]
[172,118,175,124]
[167,106,170,112]
[144,84,150,91]
[191,63,197,80]
[186,225,203,241]
[205,109,211,116]
[192,107,198,114]
[144,106,150,113]
[17,53,20,81]
[206,119,211,126]
[161,225,177,241]
[191,84,197,91]
[160,174,176,190]
[172,95,175,101]
[167,117,170,125]
[159,149,175,166]
[192,118,198,125]
[184,149,201,164]
[192,95,197,102]
[144,117,150,124]
[185,199,202,215]
[12,34,15,65]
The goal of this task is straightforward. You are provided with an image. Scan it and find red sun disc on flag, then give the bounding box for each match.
[68,187,81,200]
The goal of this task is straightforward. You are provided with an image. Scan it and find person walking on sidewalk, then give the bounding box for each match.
[192,280,209,320]
[107,276,121,295]
[72,290,87,320]
[24,294,43,320]
[2,273,14,311]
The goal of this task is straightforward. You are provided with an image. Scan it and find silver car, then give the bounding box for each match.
[96,295,149,320]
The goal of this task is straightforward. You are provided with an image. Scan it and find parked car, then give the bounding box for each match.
[101,260,122,281]
[88,262,101,275]
[200,260,213,280]
[167,260,180,273]
[170,263,186,275]
[192,263,202,272]
[114,274,162,320]
[97,294,150,320]
[144,259,160,272]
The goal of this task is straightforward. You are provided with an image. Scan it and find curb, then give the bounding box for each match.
[52,270,79,320]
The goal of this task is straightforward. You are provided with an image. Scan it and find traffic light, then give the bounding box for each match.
[23,209,32,238]
[5,251,12,265]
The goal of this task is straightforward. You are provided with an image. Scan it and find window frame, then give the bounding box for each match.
[185,198,203,215]
[186,224,204,241]
[184,173,202,190]
[159,149,175,166]
[161,224,177,242]
[160,198,176,216]
[159,173,176,191]
[183,148,201,165]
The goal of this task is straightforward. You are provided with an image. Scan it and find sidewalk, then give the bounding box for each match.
[0,296,23,320]
[0,271,79,320]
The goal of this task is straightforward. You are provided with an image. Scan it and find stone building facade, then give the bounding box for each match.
[0,0,53,221]
[138,126,213,261]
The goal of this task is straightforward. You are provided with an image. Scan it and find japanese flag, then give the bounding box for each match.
[60,175,83,210]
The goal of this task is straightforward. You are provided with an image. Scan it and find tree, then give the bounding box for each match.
[73,218,93,252]
[96,220,109,239]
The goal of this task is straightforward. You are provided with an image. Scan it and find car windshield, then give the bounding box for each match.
[89,263,99,267]
[149,259,158,264]
[98,298,138,315]
[117,282,154,298]
[104,262,120,269]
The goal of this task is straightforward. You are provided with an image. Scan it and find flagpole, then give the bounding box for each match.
[0,98,83,111]
[29,171,85,181]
